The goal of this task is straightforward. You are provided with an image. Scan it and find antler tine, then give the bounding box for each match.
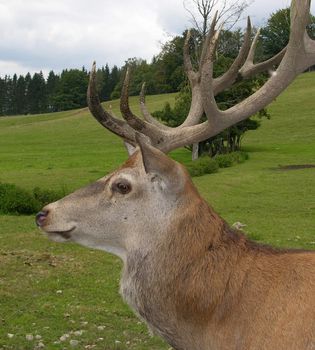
[289,0,315,69]
[240,47,286,80]
[180,16,223,129]
[213,17,286,95]
[199,10,219,69]
[212,23,223,58]
[178,15,223,128]
[198,12,223,126]
[119,67,174,149]
[139,83,170,130]
[87,62,136,144]
[183,29,198,85]
[238,27,286,79]
[179,30,205,128]
[247,27,261,64]
[213,17,252,96]
[217,0,315,128]
[213,17,252,94]
[88,63,175,152]
[239,0,315,81]
[120,67,148,132]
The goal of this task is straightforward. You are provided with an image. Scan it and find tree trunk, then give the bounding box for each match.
[192,143,199,161]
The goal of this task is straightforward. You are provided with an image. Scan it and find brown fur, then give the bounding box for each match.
[121,168,315,350]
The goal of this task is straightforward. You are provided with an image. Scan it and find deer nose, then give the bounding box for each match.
[35,210,49,227]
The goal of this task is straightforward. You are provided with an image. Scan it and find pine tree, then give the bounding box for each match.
[53,69,88,111]
[24,73,32,114]
[101,64,111,101]
[10,74,18,115]
[3,76,13,115]
[0,77,5,115]
[16,75,27,114]
[46,71,60,112]
[28,72,47,114]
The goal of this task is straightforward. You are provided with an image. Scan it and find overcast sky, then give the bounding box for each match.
[0,0,313,77]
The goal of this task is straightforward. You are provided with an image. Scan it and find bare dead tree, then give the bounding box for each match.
[183,0,252,38]
[183,0,253,159]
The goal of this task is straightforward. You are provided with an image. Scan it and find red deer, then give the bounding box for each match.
[36,1,315,349]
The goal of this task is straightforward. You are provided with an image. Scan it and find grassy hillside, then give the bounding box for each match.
[0,74,314,349]
[0,93,179,191]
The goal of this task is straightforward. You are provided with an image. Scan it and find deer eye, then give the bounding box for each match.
[112,180,132,195]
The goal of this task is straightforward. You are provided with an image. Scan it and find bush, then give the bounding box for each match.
[0,183,65,215]
[186,157,219,177]
[214,154,234,168]
[185,152,249,177]
[0,183,40,215]
[233,151,249,163]
[33,187,63,207]
[215,151,249,168]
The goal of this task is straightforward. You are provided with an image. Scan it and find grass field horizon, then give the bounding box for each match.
[0,73,314,349]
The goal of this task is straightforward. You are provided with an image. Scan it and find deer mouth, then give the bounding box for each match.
[46,227,76,240]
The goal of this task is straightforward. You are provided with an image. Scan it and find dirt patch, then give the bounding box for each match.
[273,164,315,171]
[0,250,71,268]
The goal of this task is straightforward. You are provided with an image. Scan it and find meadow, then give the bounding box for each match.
[0,73,314,349]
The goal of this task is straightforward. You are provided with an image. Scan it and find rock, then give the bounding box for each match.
[70,339,79,347]
[73,330,83,336]
[232,222,247,230]
[60,334,70,342]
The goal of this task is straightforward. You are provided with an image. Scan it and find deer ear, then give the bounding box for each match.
[124,141,137,155]
[135,133,182,189]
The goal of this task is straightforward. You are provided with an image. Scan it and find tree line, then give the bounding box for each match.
[0,66,121,116]
[0,41,192,117]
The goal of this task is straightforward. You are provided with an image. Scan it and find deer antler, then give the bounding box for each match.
[139,83,170,130]
[87,62,137,145]
[87,0,315,154]
[88,64,166,147]
[201,0,315,131]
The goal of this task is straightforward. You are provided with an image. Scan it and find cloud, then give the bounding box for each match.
[0,0,172,75]
[0,0,314,77]
[245,0,292,24]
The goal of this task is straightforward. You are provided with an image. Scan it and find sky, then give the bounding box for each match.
[0,0,314,77]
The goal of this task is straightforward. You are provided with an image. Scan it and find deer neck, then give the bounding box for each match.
[120,192,248,347]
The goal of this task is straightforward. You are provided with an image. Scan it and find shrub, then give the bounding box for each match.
[215,151,249,168]
[0,183,40,215]
[0,183,65,215]
[185,151,249,177]
[214,154,234,168]
[234,151,249,163]
[186,157,219,177]
[33,187,63,207]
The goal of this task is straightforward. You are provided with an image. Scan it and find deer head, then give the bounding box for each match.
[36,139,193,261]
[36,1,315,349]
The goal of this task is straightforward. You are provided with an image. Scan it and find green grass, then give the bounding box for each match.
[0,74,315,349]
[0,93,179,191]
